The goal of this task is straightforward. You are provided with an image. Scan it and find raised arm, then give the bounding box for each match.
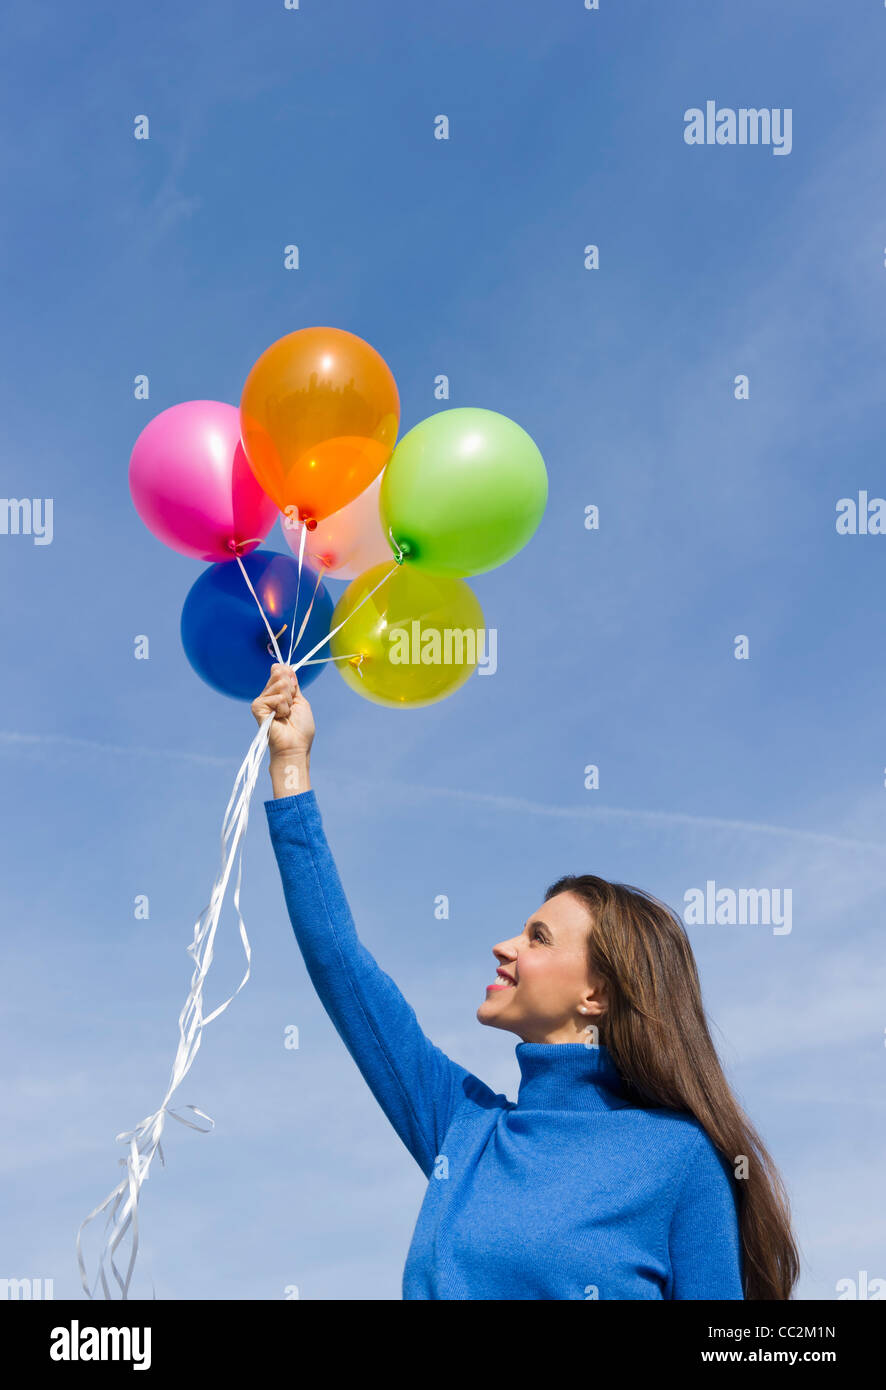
[254,664,502,1177]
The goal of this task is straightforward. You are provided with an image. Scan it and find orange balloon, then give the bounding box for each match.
[239,327,400,526]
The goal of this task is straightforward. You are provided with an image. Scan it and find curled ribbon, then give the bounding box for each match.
[76,712,272,1298]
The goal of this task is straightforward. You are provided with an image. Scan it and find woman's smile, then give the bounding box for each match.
[486,967,517,992]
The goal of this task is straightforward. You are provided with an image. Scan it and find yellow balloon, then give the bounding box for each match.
[329,563,485,707]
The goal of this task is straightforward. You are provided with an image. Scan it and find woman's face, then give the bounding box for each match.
[476,891,608,1043]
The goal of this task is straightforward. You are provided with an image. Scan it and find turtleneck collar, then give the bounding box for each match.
[515,1041,629,1113]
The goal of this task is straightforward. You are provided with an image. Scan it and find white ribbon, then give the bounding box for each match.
[290,558,400,673]
[76,712,273,1299]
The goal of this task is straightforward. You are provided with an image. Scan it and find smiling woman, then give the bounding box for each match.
[253,663,800,1302]
[476,894,611,1041]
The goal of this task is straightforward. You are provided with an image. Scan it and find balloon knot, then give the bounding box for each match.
[303,516,318,532]
[387,529,407,564]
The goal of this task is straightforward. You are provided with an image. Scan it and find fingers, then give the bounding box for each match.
[268,692,293,720]
[270,662,300,693]
[252,664,299,720]
[252,690,292,720]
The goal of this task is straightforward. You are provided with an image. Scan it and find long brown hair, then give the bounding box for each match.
[545,873,800,1300]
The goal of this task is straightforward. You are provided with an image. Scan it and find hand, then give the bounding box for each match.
[252,663,315,765]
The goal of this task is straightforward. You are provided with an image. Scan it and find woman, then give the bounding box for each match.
[254,663,800,1301]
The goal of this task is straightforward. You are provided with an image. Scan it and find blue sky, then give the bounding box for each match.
[2,0,886,1300]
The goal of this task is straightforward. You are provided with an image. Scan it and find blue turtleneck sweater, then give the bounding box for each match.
[265,790,744,1300]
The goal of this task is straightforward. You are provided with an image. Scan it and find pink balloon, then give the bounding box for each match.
[129,401,279,561]
[281,472,396,579]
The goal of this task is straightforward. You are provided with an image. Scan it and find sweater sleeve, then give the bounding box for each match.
[264,790,500,1178]
[667,1130,745,1300]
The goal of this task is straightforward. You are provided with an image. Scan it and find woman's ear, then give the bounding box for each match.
[580,973,608,1020]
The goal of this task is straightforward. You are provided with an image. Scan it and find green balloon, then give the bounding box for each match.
[379,407,548,577]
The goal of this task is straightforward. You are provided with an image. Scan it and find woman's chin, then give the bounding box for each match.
[477,998,513,1028]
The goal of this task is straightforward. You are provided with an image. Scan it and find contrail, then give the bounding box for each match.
[2,730,883,856]
[0,730,232,768]
[351,778,886,855]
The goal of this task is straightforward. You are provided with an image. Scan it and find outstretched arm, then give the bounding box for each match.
[255,665,502,1177]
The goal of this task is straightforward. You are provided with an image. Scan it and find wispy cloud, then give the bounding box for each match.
[4,728,884,856]
[3,728,884,856]
[0,730,232,768]
[363,780,886,856]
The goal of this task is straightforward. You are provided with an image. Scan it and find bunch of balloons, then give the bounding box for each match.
[129,326,548,707]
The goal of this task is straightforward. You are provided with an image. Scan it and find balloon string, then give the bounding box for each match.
[236,535,366,675]
[237,527,334,669]
[77,712,273,1298]
[387,527,405,563]
[234,556,285,665]
[237,522,398,676]
[300,652,360,665]
[292,561,399,671]
[292,564,327,656]
[286,524,308,664]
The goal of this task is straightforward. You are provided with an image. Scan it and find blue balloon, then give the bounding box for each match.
[181,549,334,700]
